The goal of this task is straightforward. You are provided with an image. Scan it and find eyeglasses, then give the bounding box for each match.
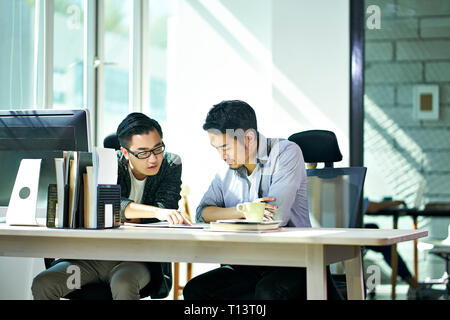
[125,142,165,159]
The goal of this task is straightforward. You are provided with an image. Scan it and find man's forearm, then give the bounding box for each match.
[124,202,163,219]
[201,206,244,223]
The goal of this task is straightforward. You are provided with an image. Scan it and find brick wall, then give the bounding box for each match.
[365,0,450,209]
[364,0,450,280]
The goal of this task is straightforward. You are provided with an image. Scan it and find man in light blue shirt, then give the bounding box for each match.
[196,130,311,228]
[183,100,313,300]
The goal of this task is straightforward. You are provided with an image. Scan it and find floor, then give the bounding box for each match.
[167,263,450,300]
[367,283,449,300]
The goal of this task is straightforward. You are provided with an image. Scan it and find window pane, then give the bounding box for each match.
[54,0,85,108]
[363,0,450,282]
[146,0,176,124]
[102,0,130,140]
[364,0,450,205]
[0,0,36,109]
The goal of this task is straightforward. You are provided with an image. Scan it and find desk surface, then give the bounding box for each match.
[0,224,428,300]
[0,224,427,246]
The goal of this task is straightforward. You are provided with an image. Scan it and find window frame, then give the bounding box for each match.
[34,0,150,147]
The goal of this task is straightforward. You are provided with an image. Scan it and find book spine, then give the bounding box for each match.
[46,184,57,228]
[63,184,70,227]
[54,158,65,228]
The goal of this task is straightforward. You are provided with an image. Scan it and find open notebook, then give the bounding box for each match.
[123,221,206,229]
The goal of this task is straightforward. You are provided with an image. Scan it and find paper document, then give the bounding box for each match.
[95,147,118,185]
[123,222,206,229]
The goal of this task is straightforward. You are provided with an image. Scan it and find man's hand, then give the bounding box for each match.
[156,209,192,225]
[253,197,277,221]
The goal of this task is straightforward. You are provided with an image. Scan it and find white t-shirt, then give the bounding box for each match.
[128,166,147,204]
[247,165,259,193]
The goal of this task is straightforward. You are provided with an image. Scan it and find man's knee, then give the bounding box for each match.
[183,278,203,300]
[31,272,46,297]
[31,271,62,300]
[254,280,288,300]
[254,268,307,300]
[110,273,140,299]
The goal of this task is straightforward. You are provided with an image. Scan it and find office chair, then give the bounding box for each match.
[103,133,121,150]
[288,130,367,300]
[288,131,366,228]
[288,130,342,168]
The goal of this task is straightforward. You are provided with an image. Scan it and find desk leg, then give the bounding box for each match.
[391,216,398,300]
[391,244,398,300]
[306,245,327,300]
[413,217,418,281]
[344,246,365,300]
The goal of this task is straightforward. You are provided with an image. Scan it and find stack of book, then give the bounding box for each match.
[46,147,120,229]
[208,220,282,233]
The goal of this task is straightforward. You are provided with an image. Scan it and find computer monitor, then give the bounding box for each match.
[0,109,91,220]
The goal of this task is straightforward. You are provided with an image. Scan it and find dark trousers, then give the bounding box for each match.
[183,264,343,300]
[364,223,413,281]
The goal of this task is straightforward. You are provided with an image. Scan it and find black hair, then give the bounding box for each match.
[116,112,163,148]
[202,100,258,133]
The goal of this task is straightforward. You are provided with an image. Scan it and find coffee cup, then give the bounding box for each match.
[236,202,265,222]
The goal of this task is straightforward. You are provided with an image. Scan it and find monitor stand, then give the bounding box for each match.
[6,159,41,226]
[0,207,46,226]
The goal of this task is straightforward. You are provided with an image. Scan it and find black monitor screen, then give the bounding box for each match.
[0,109,91,209]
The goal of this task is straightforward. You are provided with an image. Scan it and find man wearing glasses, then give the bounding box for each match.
[32,112,190,300]
[117,112,190,225]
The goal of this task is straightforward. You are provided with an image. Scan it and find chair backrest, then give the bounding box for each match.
[103,133,121,150]
[289,130,366,228]
[288,130,342,168]
[307,167,366,229]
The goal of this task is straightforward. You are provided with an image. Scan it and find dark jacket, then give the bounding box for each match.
[117,150,182,299]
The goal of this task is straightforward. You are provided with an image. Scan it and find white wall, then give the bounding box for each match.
[165,0,350,215]
[0,257,44,300]
[271,0,350,156]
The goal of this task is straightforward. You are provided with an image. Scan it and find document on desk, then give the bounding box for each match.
[123,222,206,229]
[54,158,67,228]
[67,154,80,229]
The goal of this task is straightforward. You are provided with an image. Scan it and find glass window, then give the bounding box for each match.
[364,0,450,207]
[53,0,85,108]
[0,0,36,109]
[146,0,176,125]
[102,0,130,140]
[363,0,450,283]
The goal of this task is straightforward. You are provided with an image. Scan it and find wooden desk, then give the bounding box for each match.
[366,208,450,299]
[0,224,427,300]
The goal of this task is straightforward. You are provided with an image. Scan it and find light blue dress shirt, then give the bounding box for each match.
[196,134,311,227]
